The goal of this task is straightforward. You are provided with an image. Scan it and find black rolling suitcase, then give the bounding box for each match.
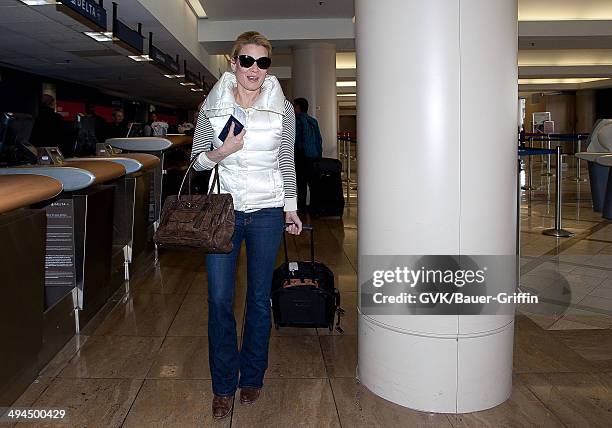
[308,158,345,217]
[271,225,343,332]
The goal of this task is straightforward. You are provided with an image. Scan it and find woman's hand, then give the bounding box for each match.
[219,122,245,156]
[285,211,302,235]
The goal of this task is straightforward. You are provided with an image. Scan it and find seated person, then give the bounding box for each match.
[106,108,129,139]
[144,113,169,136]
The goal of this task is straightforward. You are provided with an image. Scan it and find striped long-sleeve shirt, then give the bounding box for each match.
[190,99,298,212]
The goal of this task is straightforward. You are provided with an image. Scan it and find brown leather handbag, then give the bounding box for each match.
[154,157,234,252]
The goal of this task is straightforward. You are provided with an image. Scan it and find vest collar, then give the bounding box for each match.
[202,71,286,118]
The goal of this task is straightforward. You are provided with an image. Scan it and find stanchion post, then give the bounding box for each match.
[517,157,522,273]
[522,136,535,191]
[341,134,346,172]
[346,134,351,204]
[346,136,352,183]
[572,138,586,182]
[542,134,553,176]
[543,146,575,238]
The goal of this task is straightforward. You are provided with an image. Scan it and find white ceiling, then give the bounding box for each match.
[196,0,612,96]
[199,0,354,20]
[3,0,612,109]
[0,0,215,109]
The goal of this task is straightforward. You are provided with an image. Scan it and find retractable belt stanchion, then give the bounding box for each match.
[543,146,575,238]
[519,148,558,220]
[346,135,351,204]
[528,164,533,218]
[517,157,522,279]
[542,134,553,177]
[347,137,356,184]
[572,138,587,182]
[522,136,535,192]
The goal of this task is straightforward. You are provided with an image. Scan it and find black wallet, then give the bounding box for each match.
[218,115,244,142]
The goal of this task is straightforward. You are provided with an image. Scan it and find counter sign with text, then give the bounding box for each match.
[58,0,108,32]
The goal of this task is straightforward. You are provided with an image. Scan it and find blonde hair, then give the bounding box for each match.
[231,31,272,58]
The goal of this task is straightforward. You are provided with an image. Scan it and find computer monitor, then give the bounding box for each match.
[74,113,98,156]
[127,122,144,138]
[0,112,37,166]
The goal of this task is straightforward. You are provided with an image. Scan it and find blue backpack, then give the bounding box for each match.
[296,114,323,159]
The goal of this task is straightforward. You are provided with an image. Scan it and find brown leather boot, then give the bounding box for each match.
[239,387,261,404]
[212,394,233,419]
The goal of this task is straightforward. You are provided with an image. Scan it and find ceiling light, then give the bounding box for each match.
[191,88,204,92]
[337,81,356,87]
[338,93,356,97]
[519,78,610,85]
[518,2,612,21]
[519,49,612,67]
[185,0,207,18]
[128,54,152,62]
[164,74,185,79]
[20,0,59,5]
[180,82,196,86]
[336,52,356,69]
[84,32,114,42]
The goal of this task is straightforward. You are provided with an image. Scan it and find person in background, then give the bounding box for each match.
[178,113,195,135]
[144,112,169,136]
[293,97,323,212]
[178,121,195,135]
[30,94,72,155]
[106,108,128,138]
[85,103,107,142]
[143,112,157,137]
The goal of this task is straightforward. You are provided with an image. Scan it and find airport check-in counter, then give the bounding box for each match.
[66,154,160,281]
[0,161,126,339]
[106,134,193,233]
[0,174,62,406]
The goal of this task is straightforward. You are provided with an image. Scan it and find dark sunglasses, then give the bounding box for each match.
[237,54,272,70]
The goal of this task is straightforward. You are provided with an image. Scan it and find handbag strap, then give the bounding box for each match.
[177,156,221,201]
[208,165,221,195]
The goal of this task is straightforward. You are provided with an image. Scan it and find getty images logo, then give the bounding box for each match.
[372,266,488,288]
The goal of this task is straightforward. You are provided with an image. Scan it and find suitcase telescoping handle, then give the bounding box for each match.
[283,223,315,271]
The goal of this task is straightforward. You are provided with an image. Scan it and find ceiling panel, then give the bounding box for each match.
[0,0,215,109]
[0,3,47,23]
[200,0,354,20]
[520,36,612,50]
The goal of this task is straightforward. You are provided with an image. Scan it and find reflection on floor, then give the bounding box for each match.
[12,157,612,427]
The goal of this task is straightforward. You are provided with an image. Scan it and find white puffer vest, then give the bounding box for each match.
[202,72,286,213]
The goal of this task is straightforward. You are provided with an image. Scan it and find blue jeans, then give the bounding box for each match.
[206,207,284,396]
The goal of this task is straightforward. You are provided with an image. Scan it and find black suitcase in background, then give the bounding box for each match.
[308,158,345,217]
[271,225,343,332]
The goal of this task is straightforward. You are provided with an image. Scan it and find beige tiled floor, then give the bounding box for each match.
[10,160,612,426]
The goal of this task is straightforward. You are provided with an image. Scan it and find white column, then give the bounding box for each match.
[291,43,338,158]
[356,0,518,414]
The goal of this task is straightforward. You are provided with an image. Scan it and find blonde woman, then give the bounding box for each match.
[191,31,302,418]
